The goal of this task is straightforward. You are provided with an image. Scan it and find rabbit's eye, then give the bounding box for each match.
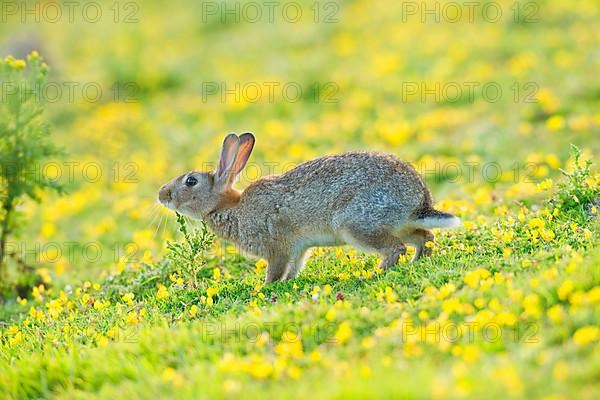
[185,176,198,187]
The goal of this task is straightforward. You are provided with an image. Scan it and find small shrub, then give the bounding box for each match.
[0,53,63,288]
[554,145,599,224]
[166,213,215,287]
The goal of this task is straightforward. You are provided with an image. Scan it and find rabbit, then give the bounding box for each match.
[158,132,461,284]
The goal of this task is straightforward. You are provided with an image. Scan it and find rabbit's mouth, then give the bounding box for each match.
[161,200,174,210]
[158,185,175,209]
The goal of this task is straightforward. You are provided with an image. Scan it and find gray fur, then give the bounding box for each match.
[158,134,460,283]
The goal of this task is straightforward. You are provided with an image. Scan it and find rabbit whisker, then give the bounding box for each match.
[147,206,162,228]
[153,213,166,240]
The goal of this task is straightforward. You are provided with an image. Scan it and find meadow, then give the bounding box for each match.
[0,0,599,398]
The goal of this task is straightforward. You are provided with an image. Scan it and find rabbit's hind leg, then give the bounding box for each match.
[401,229,434,262]
[341,225,406,271]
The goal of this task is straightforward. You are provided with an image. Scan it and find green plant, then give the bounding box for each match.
[555,145,599,224]
[0,53,64,283]
[166,212,215,287]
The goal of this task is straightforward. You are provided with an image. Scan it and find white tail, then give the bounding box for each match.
[414,215,462,229]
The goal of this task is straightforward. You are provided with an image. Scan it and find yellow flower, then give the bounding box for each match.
[528,218,545,229]
[488,298,501,312]
[521,260,534,268]
[287,366,302,379]
[96,335,109,348]
[80,294,91,307]
[545,115,565,131]
[438,283,456,299]
[359,364,372,378]
[122,292,135,306]
[32,285,45,302]
[139,250,153,265]
[132,230,156,253]
[7,325,20,336]
[125,311,139,325]
[161,367,183,386]
[40,222,57,238]
[463,268,491,289]
[189,305,198,317]
[9,331,23,346]
[522,294,541,318]
[540,229,555,242]
[547,305,564,324]
[249,358,273,379]
[536,178,553,192]
[496,311,517,326]
[494,364,523,395]
[542,268,558,281]
[309,350,322,363]
[461,345,480,363]
[325,308,336,321]
[463,221,475,230]
[587,287,600,304]
[557,280,574,301]
[500,230,514,243]
[255,259,268,273]
[94,300,109,311]
[509,289,523,303]
[572,326,599,347]
[442,298,462,315]
[223,379,241,393]
[156,284,169,300]
[403,341,422,358]
[474,297,486,309]
[569,291,585,307]
[361,336,376,350]
[384,287,397,303]
[107,326,119,339]
[338,272,350,280]
[552,361,569,381]
[207,287,219,298]
[275,336,304,359]
[545,154,560,169]
[334,321,352,344]
[169,274,184,285]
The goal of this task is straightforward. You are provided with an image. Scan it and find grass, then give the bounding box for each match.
[1,151,598,398]
[0,0,599,398]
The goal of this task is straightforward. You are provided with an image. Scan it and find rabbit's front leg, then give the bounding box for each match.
[265,254,289,284]
[283,248,310,280]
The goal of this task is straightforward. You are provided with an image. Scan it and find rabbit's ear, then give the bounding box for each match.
[225,132,255,184]
[216,133,240,181]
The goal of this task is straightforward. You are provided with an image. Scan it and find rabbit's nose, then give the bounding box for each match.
[158,185,172,203]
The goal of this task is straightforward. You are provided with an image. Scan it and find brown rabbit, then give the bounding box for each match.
[159,133,460,283]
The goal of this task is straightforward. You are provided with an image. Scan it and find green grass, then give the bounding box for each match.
[0,0,599,398]
[1,153,598,398]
